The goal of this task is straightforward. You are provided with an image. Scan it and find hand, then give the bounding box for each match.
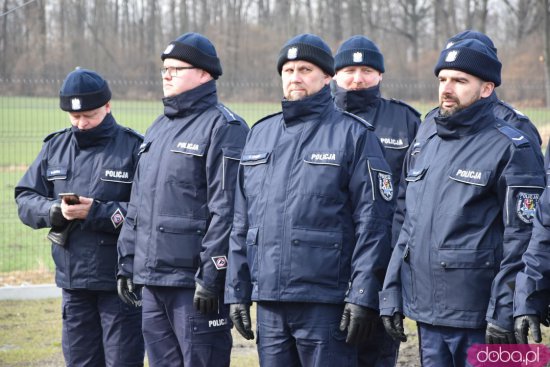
[193,283,218,314]
[382,313,408,342]
[49,202,68,228]
[61,196,93,220]
[117,276,142,307]
[229,303,254,340]
[514,315,542,344]
[339,303,378,345]
[485,322,516,344]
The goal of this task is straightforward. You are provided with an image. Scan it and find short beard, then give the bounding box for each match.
[439,104,462,117]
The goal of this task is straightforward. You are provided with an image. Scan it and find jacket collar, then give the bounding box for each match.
[435,97,495,139]
[281,85,334,124]
[71,113,117,148]
[162,80,218,118]
[333,84,381,115]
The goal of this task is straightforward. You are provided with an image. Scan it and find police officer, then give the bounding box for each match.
[116,32,249,367]
[514,186,550,343]
[15,68,145,367]
[379,39,545,366]
[333,36,420,366]
[225,34,394,366]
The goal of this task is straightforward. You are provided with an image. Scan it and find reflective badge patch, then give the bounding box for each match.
[353,52,363,63]
[212,255,228,270]
[71,98,81,110]
[516,192,539,224]
[378,173,393,201]
[445,50,459,62]
[287,47,298,59]
[111,208,125,228]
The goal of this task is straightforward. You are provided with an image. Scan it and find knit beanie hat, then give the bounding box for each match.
[277,34,334,76]
[161,32,222,79]
[334,35,385,73]
[434,39,501,86]
[59,68,111,112]
[445,30,497,54]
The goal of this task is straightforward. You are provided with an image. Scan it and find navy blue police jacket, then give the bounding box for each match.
[379,97,545,331]
[392,91,544,246]
[514,185,550,319]
[224,85,395,308]
[117,80,249,292]
[333,84,420,189]
[15,114,143,290]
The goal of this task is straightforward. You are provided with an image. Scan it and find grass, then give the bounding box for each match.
[0,297,548,367]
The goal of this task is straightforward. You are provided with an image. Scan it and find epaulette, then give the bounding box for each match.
[496,123,530,148]
[497,100,529,120]
[390,98,421,117]
[342,110,374,130]
[251,111,283,129]
[216,104,245,125]
[123,126,144,140]
[43,127,70,142]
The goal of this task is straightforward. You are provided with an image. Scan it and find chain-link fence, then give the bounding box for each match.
[1,77,549,285]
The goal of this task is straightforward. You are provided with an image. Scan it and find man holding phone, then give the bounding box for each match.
[15,68,145,366]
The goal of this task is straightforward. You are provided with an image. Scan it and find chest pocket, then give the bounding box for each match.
[301,151,344,199]
[166,140,207,185]
[449,167,491,187]
[240,152,271,197]
[46,166,68,181]
[378,135,410,150]
[404,165,428,214]
[98,165,134,201]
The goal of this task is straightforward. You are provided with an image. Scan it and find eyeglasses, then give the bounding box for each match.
[160,66,196,77]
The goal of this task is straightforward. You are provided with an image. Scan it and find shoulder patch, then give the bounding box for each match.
[342,110,374,130]
[496,123,530,147]
[123,126,144,140]
[43,128,71,142]
[252,111,283,129]
[390,98,421,117]
[216,104,245,125]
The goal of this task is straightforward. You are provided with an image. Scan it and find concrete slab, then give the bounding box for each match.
[0,284,60,300]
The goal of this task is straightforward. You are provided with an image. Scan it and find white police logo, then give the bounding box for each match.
[353,52,363,63]
[163,43,175,55]
[516,192,539,224]
[378,173,393,201]
[287,47,298,59]
[71,98,81,110]
[110,208,125,228]
[445,50,459,62]
[212,255,228,270]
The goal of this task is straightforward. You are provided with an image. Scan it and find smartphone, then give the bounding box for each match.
[58,192,80,205]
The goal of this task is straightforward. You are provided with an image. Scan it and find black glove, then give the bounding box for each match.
[117,276,142,307]
[229,303,254,340]
[485,322,516,344]
[339,303,378,345]
[193,283,218,314]
[514,315,542,344]
[381,313,408,342]
[49,202,68,228]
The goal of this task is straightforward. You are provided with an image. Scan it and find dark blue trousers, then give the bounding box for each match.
[141,286,232,367]
[417,322,485,367]
[61,289,144,367]
[358,317,400,366]
[256,301,357,367]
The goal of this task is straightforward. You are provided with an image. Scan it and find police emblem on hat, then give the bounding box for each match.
[287,47,298,59]
[445,50,459,62]
[71,98,81,111]
[211,255,228,270]
[163,43,175,55]
[110,208,125,228]
[516,192,539,224]
[378,173,393,201]
[353,52,363,63]
[445,41,455,49]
